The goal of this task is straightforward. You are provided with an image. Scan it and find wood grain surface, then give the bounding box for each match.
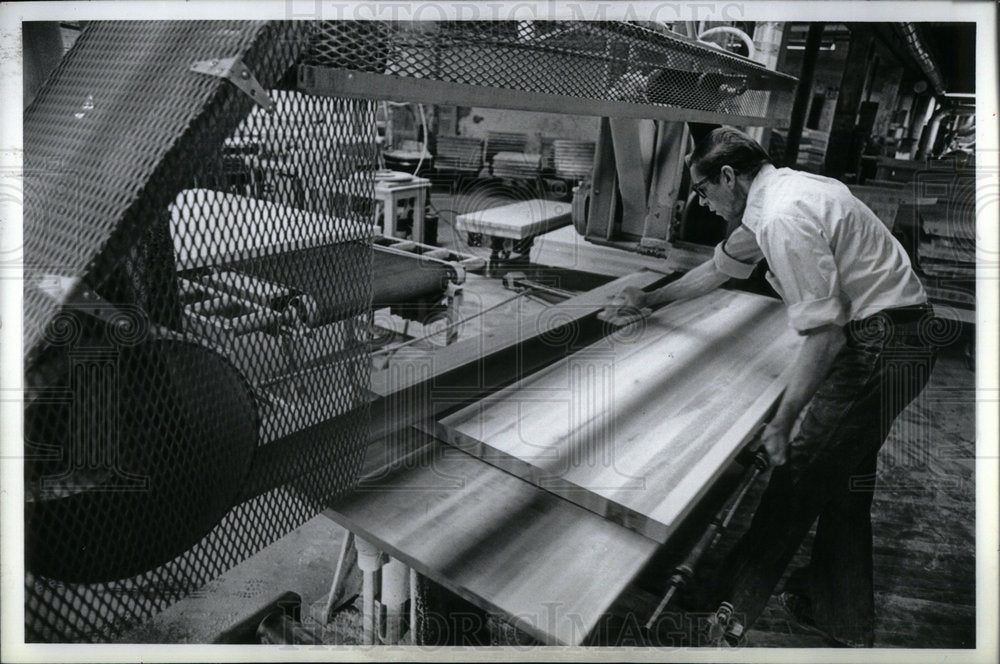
[369,269,666,399]
[433,289,802,542]
[327,431,659,645]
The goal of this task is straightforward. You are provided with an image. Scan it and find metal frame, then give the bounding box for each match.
[299,21,796,126]
[299,67,788,126]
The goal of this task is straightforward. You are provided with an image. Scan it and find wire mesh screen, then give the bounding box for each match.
[23,21,376,642]
[303,21,796,121]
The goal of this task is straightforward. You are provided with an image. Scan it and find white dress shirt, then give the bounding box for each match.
[713,224,763,279]
[728,164,927,332]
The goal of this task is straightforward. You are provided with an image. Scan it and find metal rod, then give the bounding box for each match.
[644,449,769,631]
[513,280,575,300]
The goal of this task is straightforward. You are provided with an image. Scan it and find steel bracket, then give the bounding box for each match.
[190,56,274,110]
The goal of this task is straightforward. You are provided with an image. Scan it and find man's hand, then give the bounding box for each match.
[614,286,648,310]
[601,286,650,325]
[760,422,791,467]
[759,325,845,468]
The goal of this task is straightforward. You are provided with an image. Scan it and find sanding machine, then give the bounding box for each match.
[20,20,797,646]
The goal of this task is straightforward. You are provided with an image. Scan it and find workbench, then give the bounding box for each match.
[324,273,801,644]
[374,172,432,243]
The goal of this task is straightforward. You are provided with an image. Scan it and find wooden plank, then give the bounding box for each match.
[326,432,659,646]
[454,199,571,240]
[431,289,801,542]
[366,271,672,470]
[299,67,783,127]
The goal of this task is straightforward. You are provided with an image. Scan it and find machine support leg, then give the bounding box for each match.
[379,557,410,644]
[409,568,420,645]
[355,536,384,646]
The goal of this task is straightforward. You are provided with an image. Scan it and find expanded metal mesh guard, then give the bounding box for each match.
[24,21,376,642]
[303,21,796,121]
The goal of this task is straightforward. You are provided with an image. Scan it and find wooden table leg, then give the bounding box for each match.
[383,193,397,238]
[413,186,427,244]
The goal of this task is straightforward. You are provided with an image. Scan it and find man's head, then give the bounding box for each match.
[686,127,771,224]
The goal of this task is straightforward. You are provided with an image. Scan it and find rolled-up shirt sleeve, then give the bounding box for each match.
[713,225,763,279]
[756,214,848,332]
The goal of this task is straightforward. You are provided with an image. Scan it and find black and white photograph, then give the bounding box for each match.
[2,1,997,661]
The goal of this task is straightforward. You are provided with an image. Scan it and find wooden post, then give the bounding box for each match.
[784,23,825,168]
[824,26,875,179]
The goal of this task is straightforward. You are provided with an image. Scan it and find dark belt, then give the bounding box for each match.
[849,302,933,332]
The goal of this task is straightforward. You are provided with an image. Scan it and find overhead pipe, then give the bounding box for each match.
[897,23,946,96]
[896,94,937,160]
[907,94,936,148]
[916,106,977,161]
[697,26,756,59]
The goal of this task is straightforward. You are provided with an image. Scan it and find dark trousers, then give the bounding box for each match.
[719,308,937,646]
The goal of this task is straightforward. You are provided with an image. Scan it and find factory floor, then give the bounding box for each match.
[131,186,978,649]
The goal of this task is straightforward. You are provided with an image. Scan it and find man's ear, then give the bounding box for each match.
[719,164,737,187]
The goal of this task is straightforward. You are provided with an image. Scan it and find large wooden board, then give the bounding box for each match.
[454,199,571,239]
[327,431,659,646]
[431,289,802,543]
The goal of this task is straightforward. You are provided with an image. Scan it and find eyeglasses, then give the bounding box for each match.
[691,171,718,199]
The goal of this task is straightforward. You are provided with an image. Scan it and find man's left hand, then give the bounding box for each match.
[601,286,650,325]
[761,422,791,466]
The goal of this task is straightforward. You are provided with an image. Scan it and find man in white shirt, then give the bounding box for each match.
[612,127,937,647]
